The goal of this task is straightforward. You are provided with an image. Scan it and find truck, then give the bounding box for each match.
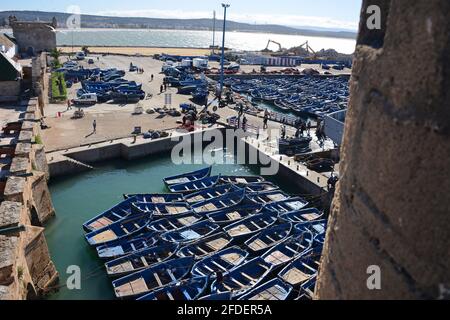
[193,58,208,70]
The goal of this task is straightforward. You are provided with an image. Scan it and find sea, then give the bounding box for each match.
[53,28,356,54]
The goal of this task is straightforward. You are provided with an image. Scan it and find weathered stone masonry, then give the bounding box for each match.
[316,0,450,299]
[0,98,58,300]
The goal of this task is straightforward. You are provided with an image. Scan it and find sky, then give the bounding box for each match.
[1,0,362,31]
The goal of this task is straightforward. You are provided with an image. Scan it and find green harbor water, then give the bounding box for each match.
[45,150,297,300]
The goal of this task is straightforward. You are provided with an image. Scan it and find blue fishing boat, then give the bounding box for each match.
[131,202,191,217]
[177,232,232,260]
[112,257,194,299]
[199,292,232,300]
[237,278,293,300]
[82,197,136,232]
[211,257,273,297]
[279,208,324,224]
[96,232,159,260]
[223,210,278,242]
[262,232,314,270]
[183,184,239,204]
[191,189,246,215]
[244,223,293,254]
[264,197,309,214]
[191,246,249,278]
[137,277,209,301]
[161,220,220,244]
[105,243,179,277]
[245,182,279,193]
[278,245,322,288]
[295,275,317,300]
[220,175,265,185]
[207,203,263,225]
[122,193,184,202]
[163,166,212,187]
[85,212,152,246]
[294,219,327,236]
[168,175,220,194]
[247,190,290,205]
[146,212,202,233]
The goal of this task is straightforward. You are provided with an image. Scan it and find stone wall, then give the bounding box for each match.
[10,19,57,54]
[316,0,450,299]
[0,81,21,102]
[0,98,58,300]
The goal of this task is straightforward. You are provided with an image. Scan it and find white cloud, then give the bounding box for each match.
[93,9,358,31]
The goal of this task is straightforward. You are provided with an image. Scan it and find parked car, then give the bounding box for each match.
[88,59,94,64]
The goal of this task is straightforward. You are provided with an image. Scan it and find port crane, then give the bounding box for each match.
[264,40,283,52]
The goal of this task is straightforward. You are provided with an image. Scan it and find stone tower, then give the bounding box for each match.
[315,0,450,299]
[9,16,57,55]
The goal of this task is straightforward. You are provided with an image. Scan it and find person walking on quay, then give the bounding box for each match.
[151,74,154,82]
[263,113,268,129]
[92,120,97,134]
[306,120,312,136]
[280,124,286,139]
[67,99,72,110]
[242,115,248,132]
[160,84,164,94]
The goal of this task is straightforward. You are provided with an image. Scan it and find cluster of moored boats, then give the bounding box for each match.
[82,166,326,300]
[226,76,349,118]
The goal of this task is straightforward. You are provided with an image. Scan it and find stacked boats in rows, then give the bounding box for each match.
[82,166,327,300]
[57,63,146,104]
[162,64,209,103]
[226,76,349,118]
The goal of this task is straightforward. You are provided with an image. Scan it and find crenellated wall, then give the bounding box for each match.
[0,98,58,300]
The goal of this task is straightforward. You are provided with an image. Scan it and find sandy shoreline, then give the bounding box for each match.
[58,46,214,56]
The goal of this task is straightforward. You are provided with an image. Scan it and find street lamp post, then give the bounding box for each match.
[219,3,230,99]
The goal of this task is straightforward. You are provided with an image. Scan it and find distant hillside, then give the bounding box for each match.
[0,10,357,39]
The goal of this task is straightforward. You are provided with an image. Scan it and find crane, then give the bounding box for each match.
[298,41,317,59]
[264,40,283,52]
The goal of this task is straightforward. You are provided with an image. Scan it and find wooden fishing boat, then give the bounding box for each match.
[183,184,239,204]
[244,182,279,193]
[137,277,209,301]
[163,166,212,187]
[207,203,262,225]
[161,220,220,244]
[96,232,159,260]
[262,232,314,270]
[168,175,221,194]
[220,175,265,185]
[146,212,202,233]
[112,257,194,299]
[246,190,290,205]
[264,197,309,214]
[122,193,184,203]
[191,246,249,278]
[294,219,327,236]
[278,245,322,288]
[279,208,324,224]
[295,275,317,300]
[105,243,178,277]
[191,189,246,215]
[237,278,293,300]
[177,232,232,260]
[223,210,278,242]
[199,292,232,300]
[131,202,191,217]
[85,213,152,246]
[244,223,293,254]
[211,257,273,297]
[82,197,136,232]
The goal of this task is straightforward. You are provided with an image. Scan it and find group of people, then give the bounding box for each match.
[160,78,170,93]
[294,119,312,138]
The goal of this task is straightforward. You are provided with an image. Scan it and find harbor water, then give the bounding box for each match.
[55,29,356,54]
[45,150,297,300]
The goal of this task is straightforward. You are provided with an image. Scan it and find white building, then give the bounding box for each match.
[0,34,17,59]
